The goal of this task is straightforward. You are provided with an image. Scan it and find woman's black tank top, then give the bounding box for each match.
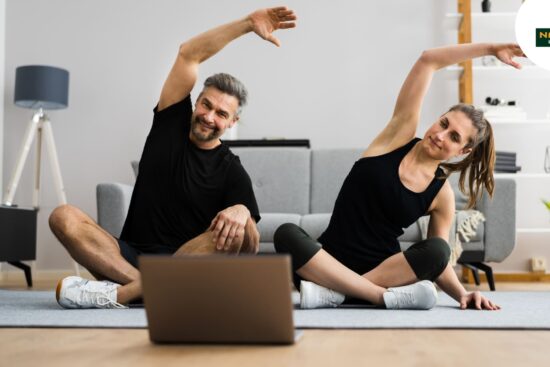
[318,138,446,273]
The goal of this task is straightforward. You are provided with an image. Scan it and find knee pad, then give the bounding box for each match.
[405,237,451,281]
[424,237,451,266]
[273,223,301,253]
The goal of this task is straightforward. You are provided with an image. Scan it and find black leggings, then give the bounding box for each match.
[273,223,451,290]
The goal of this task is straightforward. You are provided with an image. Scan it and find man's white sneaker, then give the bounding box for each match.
[383,280,438,310]
[300,280,345,309]
[56,276,127,309]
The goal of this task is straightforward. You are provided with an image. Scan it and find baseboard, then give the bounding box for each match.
[461,267,550,283]
[0,269,92,282]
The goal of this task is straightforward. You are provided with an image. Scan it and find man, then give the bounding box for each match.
[50,6,297,309]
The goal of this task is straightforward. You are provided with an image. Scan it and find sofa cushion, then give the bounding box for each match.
[259,213,331,254]
[399,213,484,252]
[257,213,302,242]
[232,148,310,215]
[300,213,331,240]
[257,213,301,254]
[310,149,364,213]
[448,174,469,210]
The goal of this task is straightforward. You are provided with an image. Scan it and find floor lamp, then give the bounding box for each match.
[3,65,80,276]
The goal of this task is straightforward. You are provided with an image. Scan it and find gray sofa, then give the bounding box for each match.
[97,147,516,290]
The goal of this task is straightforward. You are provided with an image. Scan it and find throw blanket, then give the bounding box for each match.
[417,210,486,266]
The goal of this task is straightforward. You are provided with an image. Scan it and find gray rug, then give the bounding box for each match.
[1,290,549,329]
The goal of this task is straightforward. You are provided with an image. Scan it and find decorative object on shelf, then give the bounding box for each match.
[542,199,550,225]
[545,146,550,173]
[481,105,527,120]
[495,151,521,173]
[481,0,491,12]
[485,97,516,106]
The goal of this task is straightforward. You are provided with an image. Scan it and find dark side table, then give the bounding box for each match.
[0,206,37,287]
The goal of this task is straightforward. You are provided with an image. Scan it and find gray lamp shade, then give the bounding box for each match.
[14,65,69,110]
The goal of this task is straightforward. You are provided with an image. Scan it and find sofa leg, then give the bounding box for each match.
[471,262,495,291]
[7,261,33,287]
[461,262,495,291]
[462,263,480,285]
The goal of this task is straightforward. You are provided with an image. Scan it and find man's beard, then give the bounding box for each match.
[190,116,222,142]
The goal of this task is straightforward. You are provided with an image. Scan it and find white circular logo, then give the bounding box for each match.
[515,0,550,70]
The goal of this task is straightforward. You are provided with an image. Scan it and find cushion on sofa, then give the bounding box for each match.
[257,213,302,243]
[310,149,363,213]
[300,213,331,240]
[232,148,311,215]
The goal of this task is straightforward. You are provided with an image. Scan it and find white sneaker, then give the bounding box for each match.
[56,276,127,309]
[383,280,438,310]
[300,280,345,309]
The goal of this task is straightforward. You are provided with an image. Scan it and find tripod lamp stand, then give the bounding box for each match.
[3,65,80,276]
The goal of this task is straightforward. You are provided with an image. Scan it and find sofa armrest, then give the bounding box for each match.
[476,178,516,262]
[96,183,133,237]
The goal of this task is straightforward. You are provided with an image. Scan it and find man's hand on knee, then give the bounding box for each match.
[209,205,250,253]
[240,218,260,254]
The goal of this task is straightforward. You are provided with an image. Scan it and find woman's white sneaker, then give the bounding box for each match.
[300,280,345,309]
[383,280,438,310]
[56,276,127,309]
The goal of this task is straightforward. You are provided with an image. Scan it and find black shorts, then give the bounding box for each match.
[117,239,174,269]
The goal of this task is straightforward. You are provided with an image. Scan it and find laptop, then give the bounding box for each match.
[139,255,302,344]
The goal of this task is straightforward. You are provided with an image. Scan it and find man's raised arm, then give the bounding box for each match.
[158,6,297,111]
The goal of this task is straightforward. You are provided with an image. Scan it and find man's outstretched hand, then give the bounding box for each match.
[248,6,297,47]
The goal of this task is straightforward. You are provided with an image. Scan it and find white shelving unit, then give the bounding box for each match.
[444,12,517,30]
[447,3,550,249]
[445,65,550,79]
[494,173,550,179]
[490,119,550,125]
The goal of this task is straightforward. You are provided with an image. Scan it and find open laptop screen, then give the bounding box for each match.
[140,255,297,344]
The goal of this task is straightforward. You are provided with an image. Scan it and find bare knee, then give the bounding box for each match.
[49,204,84,238]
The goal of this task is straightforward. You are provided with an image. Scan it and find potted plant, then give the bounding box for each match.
[542,199,550,213]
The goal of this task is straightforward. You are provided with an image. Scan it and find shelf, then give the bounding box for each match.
[490,119,550,126]
[444,65,550,79]
[444,12,517,30]
[517,228,550,234]
[494,173,550,179]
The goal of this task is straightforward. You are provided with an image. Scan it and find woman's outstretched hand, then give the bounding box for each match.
[460,291,501,310]
[492,43,527,69]
[248,6,297,47]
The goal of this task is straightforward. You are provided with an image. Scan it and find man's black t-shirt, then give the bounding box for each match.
[119,95,260,252]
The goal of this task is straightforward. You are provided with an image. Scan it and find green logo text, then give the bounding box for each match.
[536,28,550,47]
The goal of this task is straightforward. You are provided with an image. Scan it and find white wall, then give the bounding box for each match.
[3,0,549,272]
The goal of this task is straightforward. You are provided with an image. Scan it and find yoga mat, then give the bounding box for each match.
[1,290,548,329]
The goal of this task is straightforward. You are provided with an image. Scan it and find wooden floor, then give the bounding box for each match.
[2,272,550,367]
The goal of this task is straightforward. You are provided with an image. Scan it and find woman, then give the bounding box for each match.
[274,43,525,310]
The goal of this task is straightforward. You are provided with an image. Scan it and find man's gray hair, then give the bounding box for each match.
[203,73,248,116]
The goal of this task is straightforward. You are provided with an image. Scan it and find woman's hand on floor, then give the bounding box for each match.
[460,291,501,310]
